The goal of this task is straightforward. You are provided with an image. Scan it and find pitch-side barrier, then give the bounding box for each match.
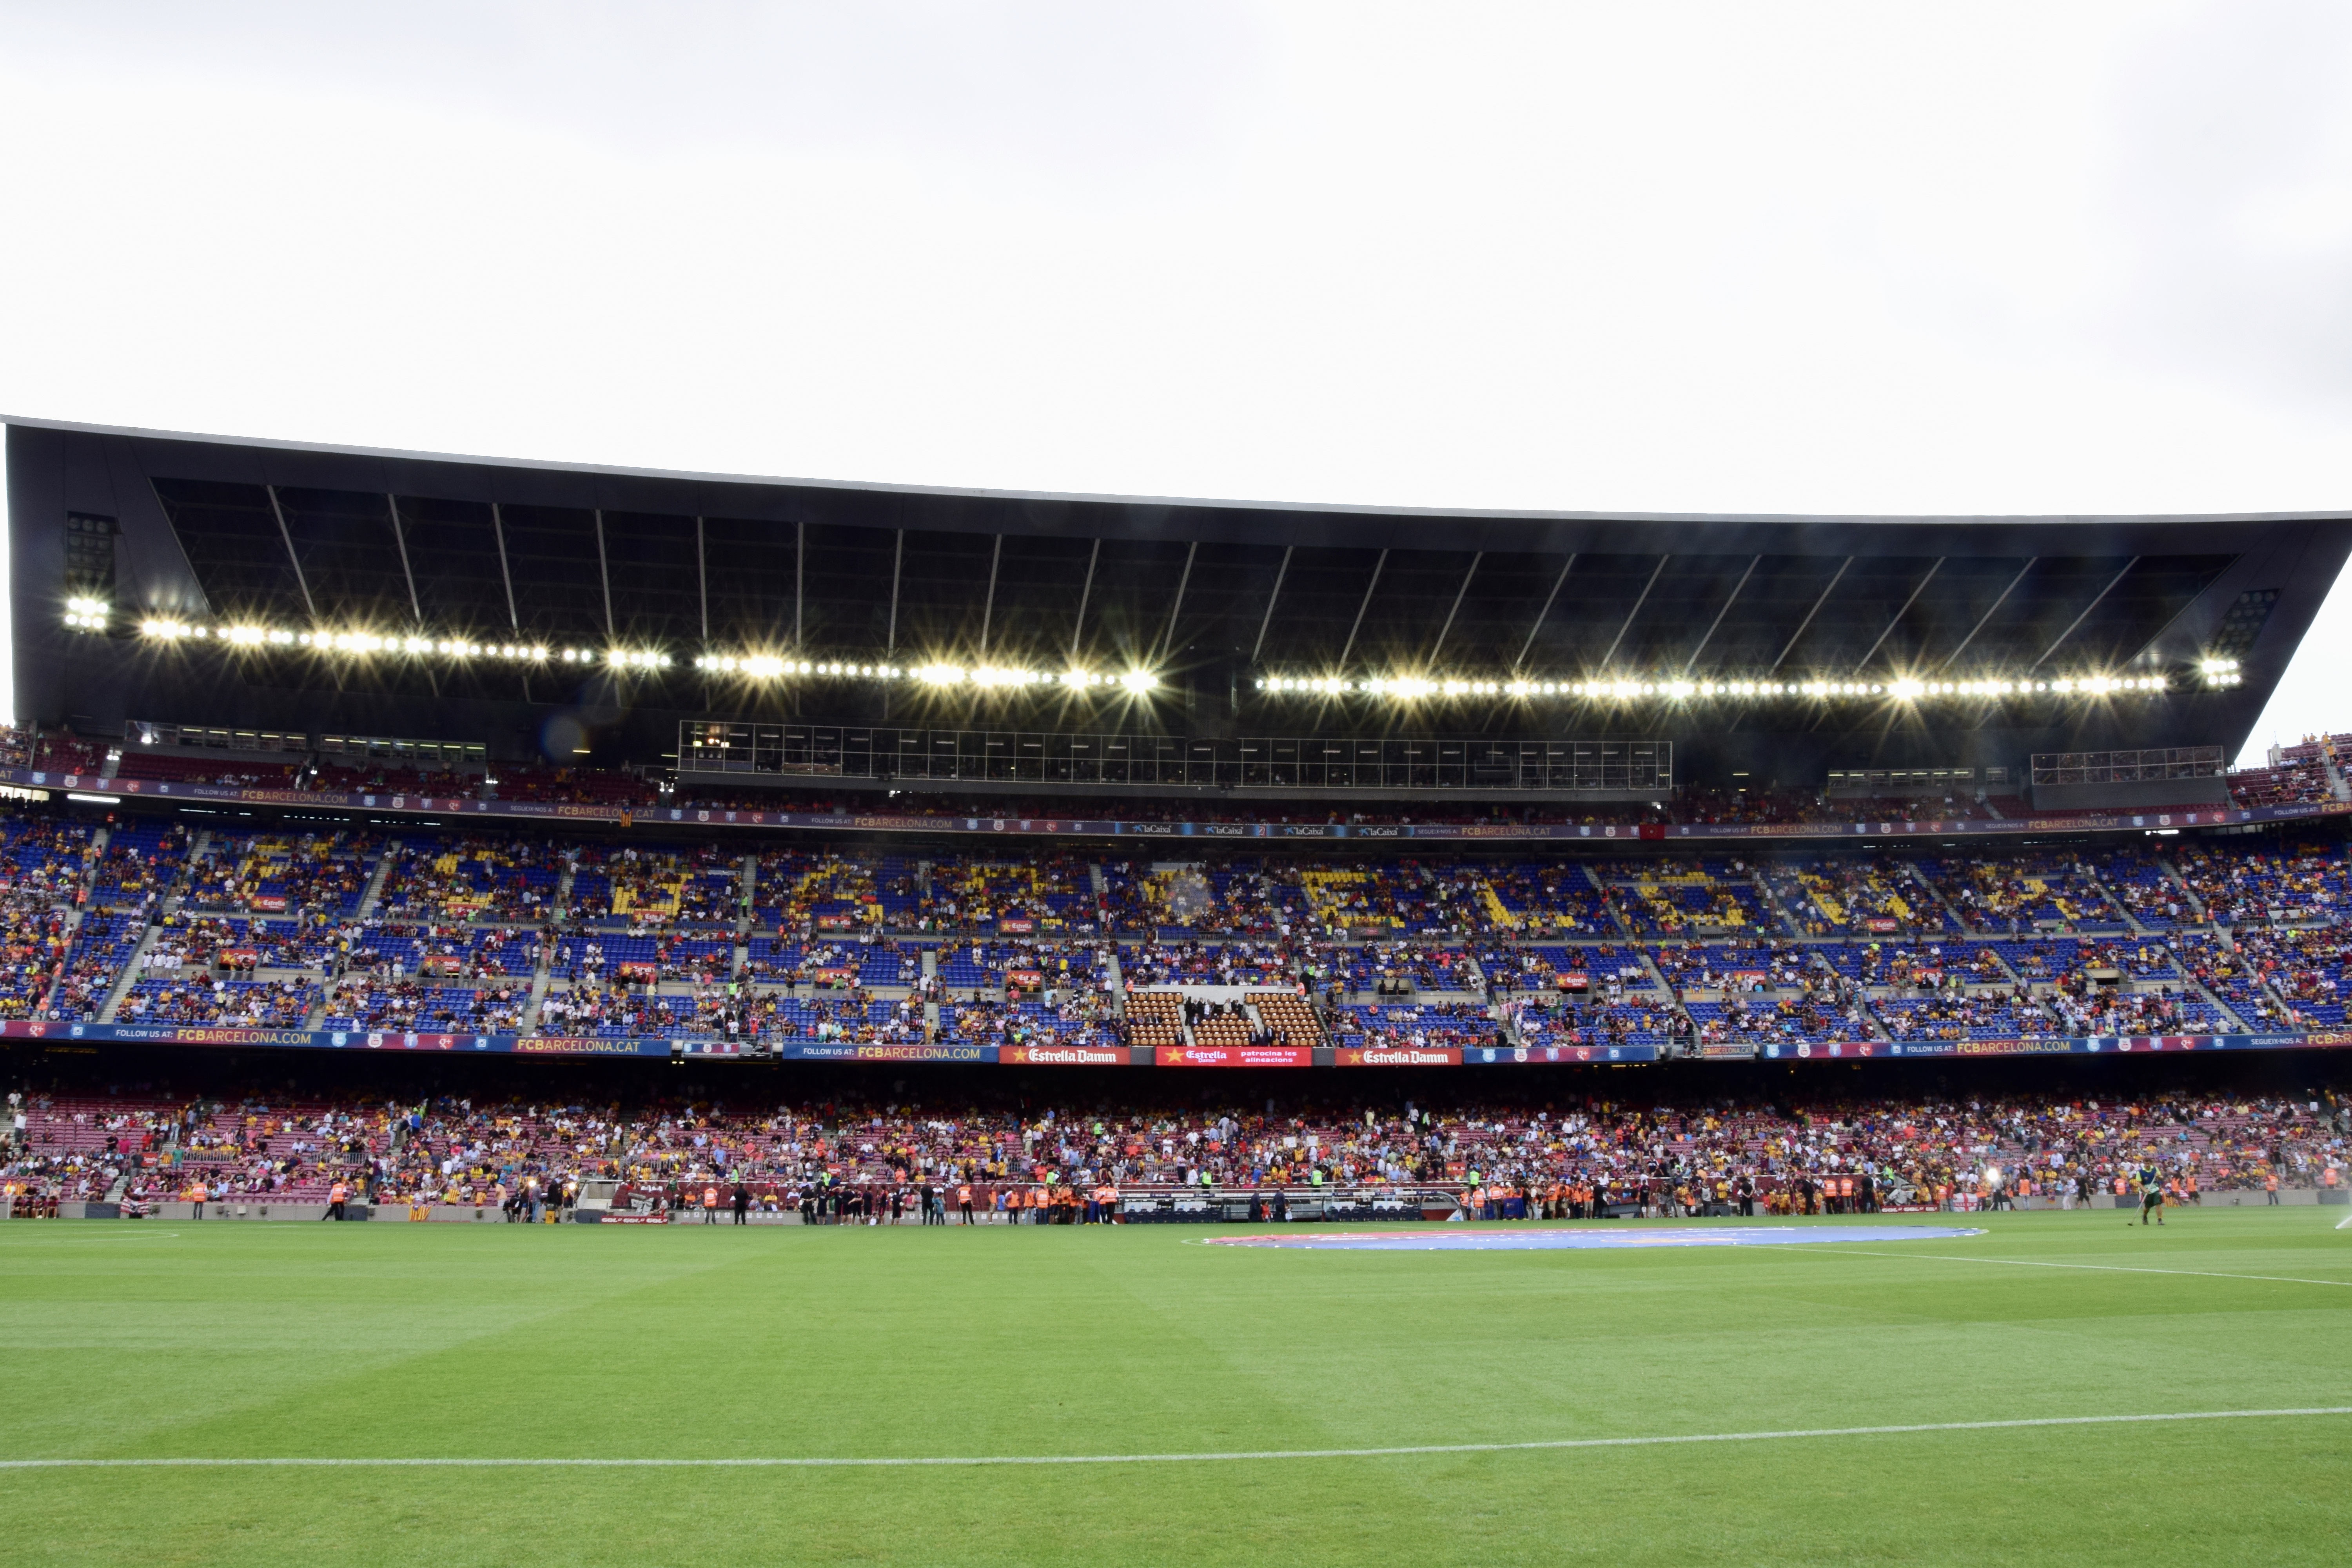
[3,1020,2348,1067]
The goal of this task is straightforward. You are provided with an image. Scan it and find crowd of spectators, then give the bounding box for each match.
[11,1078,2343,1216]
[2224,738,2339,808]
[3,793,2352,1053]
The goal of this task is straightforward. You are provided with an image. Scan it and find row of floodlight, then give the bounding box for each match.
[62,600,2251,698]
[82,607,1163,689]
[1256,672,2176,700]
[134,619,591,662]
[693,655,1160,691]
[119,613,661,666]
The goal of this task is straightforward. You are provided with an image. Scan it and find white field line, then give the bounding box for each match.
[1,1408,2347,1470]
[1803,1246,2352,1290]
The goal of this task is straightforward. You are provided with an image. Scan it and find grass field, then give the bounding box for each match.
[3,1208,2348,1566]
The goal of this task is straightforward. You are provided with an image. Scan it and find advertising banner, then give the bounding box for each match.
[1475,1042,1659,1063]
[4,1014,2341,1069]
[1158,1045,1314,1067]
[515,1036,670,1057]
[1955,1037,2069,1057]
[1760,1032,2347,1061]
[0,1020,670,1058]
[2080,1032,2336,1054]
[1758,1039,1906,1060]
[10,1021,332,1050]
[1000,1043,1132,1066]
[775,1040,997,1063]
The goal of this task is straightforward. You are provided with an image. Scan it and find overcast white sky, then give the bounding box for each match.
[2,2,2348,758]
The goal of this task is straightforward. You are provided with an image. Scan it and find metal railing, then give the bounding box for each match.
[2029,746,2223,787]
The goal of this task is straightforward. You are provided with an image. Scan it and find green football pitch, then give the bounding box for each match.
[3,1209,2348,1566]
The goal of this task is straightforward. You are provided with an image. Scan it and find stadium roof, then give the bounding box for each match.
[9,416,2347,782]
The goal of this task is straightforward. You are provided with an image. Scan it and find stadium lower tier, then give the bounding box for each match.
[7,1062,2345,1214]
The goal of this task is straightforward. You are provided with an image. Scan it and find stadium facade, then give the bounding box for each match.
[4,416,2352,1087]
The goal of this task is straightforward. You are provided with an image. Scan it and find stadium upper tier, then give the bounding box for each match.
[5,724,2345,841]
[11,419,2348,788]
[1,792,2351,1068]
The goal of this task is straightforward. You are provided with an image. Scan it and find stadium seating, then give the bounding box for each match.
[120,976,318,1027]
[1338,1002,1499,1051]
[1918,853,2129,934]
[0,790,2339,1062]
[1685,993,1860,1048]
[7,1075,2345,1213]
[1123,990,1185,1051]
[1763,856,1947,936]
[2227,741,2336,807]
[109,751,299,787]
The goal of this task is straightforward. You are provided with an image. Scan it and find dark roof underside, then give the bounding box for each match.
[10,421,2348,777]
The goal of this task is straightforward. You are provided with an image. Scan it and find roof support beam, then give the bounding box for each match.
[385,495,423,624]
[1068,537,1100,663]
[2120,561,2240,671]
[1768,555,1851,673]
[694,517,708,642]
[795,520,806,648]
[490,503,519,630]
[1515,554,1577,670]
[2029,557,2139,671]
[263,485,317,620]
[1429,553,1483,664]
[592,509,615,641]
[385,501,441,700]
[1155,541,1198,665]
[1855,558,1943,671]
[887,529,904,654]
[1337,549,1388,668]
[1681,554,1760,677]
[1939,558,2038,672]
[977,534,1003,657]
[1251,545,1293,664]
[1599,555,1670,669]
